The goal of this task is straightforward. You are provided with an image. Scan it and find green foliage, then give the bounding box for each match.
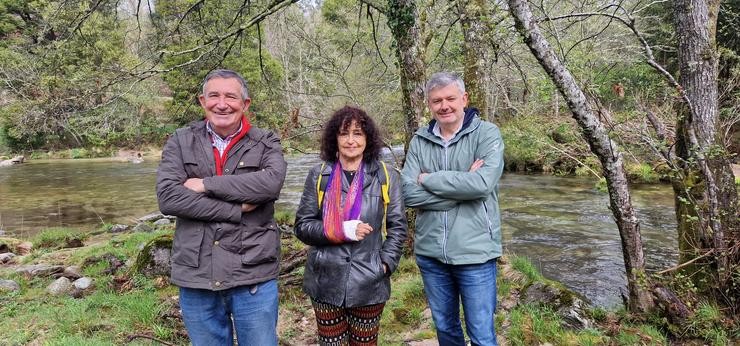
[626,162,660,183]
[588,307,608,322]
[595,177,608,193]
[321,0,357,25]
[69,148,89,159]
[0,1,164,151]
[155,1,286,131]
[31,227,89,250]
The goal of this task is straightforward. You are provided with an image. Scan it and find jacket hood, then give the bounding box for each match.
[425,107,479,135]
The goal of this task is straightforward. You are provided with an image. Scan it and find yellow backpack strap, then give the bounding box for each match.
[380,161,390,235]
[316,162,325,208]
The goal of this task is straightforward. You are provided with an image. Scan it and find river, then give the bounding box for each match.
[0,155,677,307]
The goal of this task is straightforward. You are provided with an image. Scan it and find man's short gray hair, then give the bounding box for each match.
[425,72,465,99]
[201,69,250,100]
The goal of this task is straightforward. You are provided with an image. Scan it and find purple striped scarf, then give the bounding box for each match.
[322,161,364,243]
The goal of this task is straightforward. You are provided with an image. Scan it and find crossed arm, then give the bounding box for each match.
[401,127,504,209]
[156,132,287,222]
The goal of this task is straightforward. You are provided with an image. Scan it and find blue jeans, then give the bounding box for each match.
[416,255,498,346]
[179,280,278,346]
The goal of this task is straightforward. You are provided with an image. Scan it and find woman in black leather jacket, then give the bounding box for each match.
[294,106,408,345]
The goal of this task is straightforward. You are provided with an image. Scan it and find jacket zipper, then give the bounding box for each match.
[481,201,493,239]
[442,143,449,263]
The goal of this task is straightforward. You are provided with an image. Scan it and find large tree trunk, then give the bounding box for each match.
[457,0,497,121]
[672,0,739,300]
[387,0,426,150]
[508,0,655,313]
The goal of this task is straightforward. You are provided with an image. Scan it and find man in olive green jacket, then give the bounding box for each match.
[402,72,504,346]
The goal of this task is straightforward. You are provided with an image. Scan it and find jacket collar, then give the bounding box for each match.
[417,108,481,145]
[188,119,262,176]
[320,159,381,191]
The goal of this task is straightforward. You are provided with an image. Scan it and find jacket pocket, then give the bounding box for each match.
[172,219,204,267]
[234,150,263,174]
[182,151,205,178]
[373,251,386,278]
[240,221,279,265]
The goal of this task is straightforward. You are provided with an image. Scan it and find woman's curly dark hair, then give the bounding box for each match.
[320,106,383,163]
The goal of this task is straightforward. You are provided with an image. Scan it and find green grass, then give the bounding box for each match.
[507,304,609,346]
[274,208,296,226]
[4,232,735,345]
[0,229,185,345]
[684,301,730,345]
[510,256,545,282]
[31,227,90,250]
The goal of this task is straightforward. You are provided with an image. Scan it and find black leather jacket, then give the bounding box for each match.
[294,160,407,307]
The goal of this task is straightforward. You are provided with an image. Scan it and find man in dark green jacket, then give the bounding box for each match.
[402,72,504,346]
[156,69,287,346]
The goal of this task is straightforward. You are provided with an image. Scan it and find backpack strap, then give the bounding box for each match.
[316,162,326,208]
[380,161,390,235]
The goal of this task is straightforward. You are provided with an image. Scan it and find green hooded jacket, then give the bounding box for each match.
[401,109,504,265]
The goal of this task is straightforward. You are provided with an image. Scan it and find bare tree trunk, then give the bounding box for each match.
[457,0,497,121]
[387,0,426,150]
[508,0,655,313]
[673,0,739,300]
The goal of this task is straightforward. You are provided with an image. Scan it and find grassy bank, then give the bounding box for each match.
[2,223,736,345]
[498,113,669,184]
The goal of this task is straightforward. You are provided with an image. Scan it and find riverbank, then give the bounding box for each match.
[5,218,733,345]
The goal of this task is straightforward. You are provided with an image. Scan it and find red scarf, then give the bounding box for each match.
[210,116,251,176]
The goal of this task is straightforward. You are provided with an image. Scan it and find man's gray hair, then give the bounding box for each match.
[201,69,250,100]
[425,72,465,99]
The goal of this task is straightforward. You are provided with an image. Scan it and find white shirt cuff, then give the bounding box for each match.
[342,220,361,241]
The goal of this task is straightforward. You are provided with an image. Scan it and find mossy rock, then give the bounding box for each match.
[131,234,173,277]
[0,237,23,253]
[32,228,89,250]
[522,281,593,330]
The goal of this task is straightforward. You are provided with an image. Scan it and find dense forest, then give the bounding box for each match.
[0,0,738,344]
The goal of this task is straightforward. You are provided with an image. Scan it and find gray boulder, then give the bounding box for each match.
[137,212,166,223]
[16,264,64,278]
[0,252,16,264]
[108,224,129,233]
[133,223,153,233]
[153,218,171,227]
[0,279,20,292]
[63,266,83,280]
[73,277,94,290]
[47,277,73,296]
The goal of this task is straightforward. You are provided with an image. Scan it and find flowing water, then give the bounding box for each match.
[0,155,677,307]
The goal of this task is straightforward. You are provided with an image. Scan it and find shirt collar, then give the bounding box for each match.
[206,120,243,141]
[432,121,463,142]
